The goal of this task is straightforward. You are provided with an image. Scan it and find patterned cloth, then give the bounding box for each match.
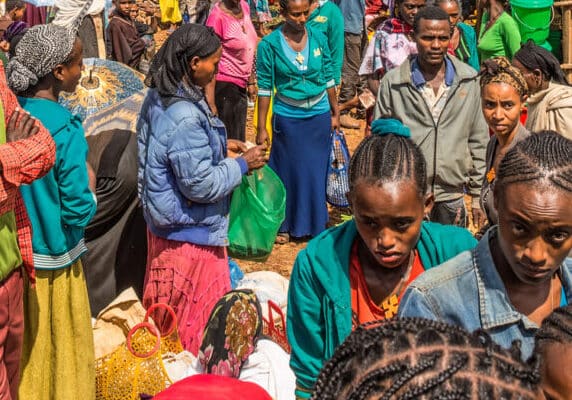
[6,24,76,93]
[0,62,55,283]
[358,18,416,76]
[198,290,262,378]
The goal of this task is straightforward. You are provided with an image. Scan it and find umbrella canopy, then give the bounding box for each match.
[82,89,147,136]
[59,58,146,124]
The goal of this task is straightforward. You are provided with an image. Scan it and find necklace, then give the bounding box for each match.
[380,251,415,318]
[550,275,554,311]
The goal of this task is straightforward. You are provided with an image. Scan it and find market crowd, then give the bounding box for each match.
[0,0,571,397]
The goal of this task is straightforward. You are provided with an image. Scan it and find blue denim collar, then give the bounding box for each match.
[411,55,456,89]
[475,227,572,330]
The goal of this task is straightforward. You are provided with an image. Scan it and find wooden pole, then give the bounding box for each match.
[562,6,572,82]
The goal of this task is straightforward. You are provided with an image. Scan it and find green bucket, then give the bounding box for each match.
[510,0,554,45]
[547,29,562,61]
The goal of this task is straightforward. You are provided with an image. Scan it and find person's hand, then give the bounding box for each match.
[242,144,268,172]
[86,162,96,193]
[331,114,340,132]
[227,139,248,158]
[247,84,257,102]
[256,127,270,147]
[6,109,39,143]
[472,207,487,231]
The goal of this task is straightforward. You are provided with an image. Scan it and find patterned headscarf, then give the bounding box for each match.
[479,56,528,97]
[6,24,76,94]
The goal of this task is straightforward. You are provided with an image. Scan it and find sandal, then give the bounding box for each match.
[275,233,289,245]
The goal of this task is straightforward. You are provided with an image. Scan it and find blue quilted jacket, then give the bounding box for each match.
[137,85,248,247]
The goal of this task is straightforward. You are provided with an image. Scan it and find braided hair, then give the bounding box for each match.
[348,119,427,198]
[479,56,528,98]
[312,318,541,400]
[536,305,572,349]
[494,131,572,198]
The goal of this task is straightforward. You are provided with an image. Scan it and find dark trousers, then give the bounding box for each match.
[339,32,367,111]
[429,197,468,228]
[215,81,248,142]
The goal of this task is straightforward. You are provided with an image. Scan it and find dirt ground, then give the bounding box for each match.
[235,109,366,278]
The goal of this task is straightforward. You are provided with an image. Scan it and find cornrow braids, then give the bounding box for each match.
[312,318,541,400]
[348,133,427,197]
[494,131,572,197]
[535,305,572,348]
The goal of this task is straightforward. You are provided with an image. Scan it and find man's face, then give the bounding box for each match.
[414,18,450,67]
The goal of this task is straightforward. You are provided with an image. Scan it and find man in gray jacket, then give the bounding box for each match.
[374,6,488,229]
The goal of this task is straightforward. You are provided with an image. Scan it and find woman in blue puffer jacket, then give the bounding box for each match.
[137,24,267,355]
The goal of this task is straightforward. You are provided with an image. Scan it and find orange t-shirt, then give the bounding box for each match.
[350,241,424,329]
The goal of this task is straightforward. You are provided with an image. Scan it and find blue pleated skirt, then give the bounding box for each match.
[269,111,331,238]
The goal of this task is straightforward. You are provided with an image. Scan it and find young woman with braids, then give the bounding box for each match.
[512,40,572,140]
[479,56,530,227]
[312,318,543,399]
[400,131,572,361]
[535,305,572,399]
[287,118,477,399]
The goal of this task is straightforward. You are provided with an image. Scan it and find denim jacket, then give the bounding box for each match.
[137,85,248,247]
[399,227,572,360]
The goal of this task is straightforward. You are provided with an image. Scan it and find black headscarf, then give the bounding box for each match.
[145,24,221,100]
[514,40,569,86]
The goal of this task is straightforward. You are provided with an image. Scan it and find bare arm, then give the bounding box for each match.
[256,96,271,146]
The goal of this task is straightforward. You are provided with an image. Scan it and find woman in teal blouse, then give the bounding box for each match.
[256,0,339,243]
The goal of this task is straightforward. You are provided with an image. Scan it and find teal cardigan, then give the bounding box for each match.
[287,219,477,398]
[19,98,96,270]
[256,25,336,100]
[458,22,479,71]
[307,0,344,85]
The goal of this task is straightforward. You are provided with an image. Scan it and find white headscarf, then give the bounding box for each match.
[51,0,105,32]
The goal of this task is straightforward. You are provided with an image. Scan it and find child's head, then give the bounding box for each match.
[6,24,83,96]
[535,305,572,399]
[114,0,135,18]
[146,24,221,98]
[5,0,25,21]
[348,118,432,270]
[313,318,542,399]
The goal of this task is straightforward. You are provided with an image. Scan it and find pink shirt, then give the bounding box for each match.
[207,1,258,88]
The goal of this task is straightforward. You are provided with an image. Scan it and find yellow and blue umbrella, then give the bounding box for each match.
[59,58,146,135]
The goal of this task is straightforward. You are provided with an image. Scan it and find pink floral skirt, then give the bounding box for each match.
[143,230,231,355]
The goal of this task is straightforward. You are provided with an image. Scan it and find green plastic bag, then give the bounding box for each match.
[228,166,286,261]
